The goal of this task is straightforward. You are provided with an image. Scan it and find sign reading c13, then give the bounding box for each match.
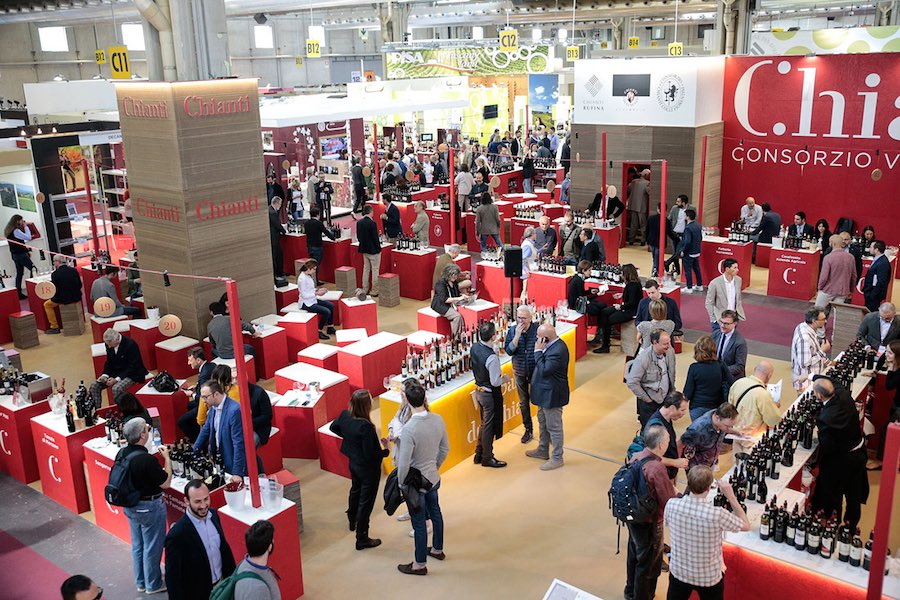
[668,42,684,57]
[499,29,518,53]
[108,46,130,79]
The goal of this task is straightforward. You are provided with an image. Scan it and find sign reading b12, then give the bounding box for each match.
[306,39,321,58]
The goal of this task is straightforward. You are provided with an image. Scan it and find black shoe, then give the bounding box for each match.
[319,331,330,340]
[347,510,356,532]
[427,547,446,560]
[45,328,61,335]
[398,562,427,576]
[520,431,533,444]
[473,454,482,464]
[593,345,610,354]
[356,538,381,550]
[326,326,336,334]
[17,293,26,300]
[482,458,507,468]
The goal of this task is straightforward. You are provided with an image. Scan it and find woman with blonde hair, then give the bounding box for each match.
[636,298,675,352]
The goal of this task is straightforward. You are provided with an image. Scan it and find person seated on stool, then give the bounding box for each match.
[207,301,257,359]
[90,265,141,318]
[432,244,471,291]
[298,259,336,340]
[431,264,468,336]
[177,346,214,442]
[568,260,606,325]
[43,254,82,335]
[90,328,149,408]
[594,263,642,354]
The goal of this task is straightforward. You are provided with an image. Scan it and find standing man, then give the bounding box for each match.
[665,466,750,600]
[636,280,683,336]
[177,347,214,442]
[381,195,402,244]
[165,480,236,599]
[471,321,510,468]
[578,227,606,264]
[43,254,82,334]
[557,210,583,265]
[863,240,891,312]
[712,310,748,379]
[505,306,540,444]
[728,361,781,453]
[841,231,865,279]
[234,520,281,600]
[646,392,690,482]
[351,157,367,217]
[90,266,140,318]
[268,197,286,283]
[750,202,782,245]
[856,302,900,352]
[119,418,172,595]
[626,169,651,245]
[411,201,430,246]
[469,172,489,208]
[192,382,247,482]
[680,208,703,293]
[816,235,857,311]
[535,215,558,256]
[788,211,814,238]
[357,205,382,298]
[666,194,691,238]
[646,203,678,278]
[304,206,335,273]
[705,259,745,331]
[265,174,284,206]
[91,329,148,407]
[810,377,869,527]
[396,384,449,576]
[627,330,676,427]
[790,306,831,391]
[740,196,763,229]
[525,324,570,471]
[623,424,677,600]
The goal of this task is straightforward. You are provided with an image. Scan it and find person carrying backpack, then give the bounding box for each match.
[620,424,677,600]
[108,418,172,595]
[218,519,281,600]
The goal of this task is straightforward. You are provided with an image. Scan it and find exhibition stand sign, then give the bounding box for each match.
[386,45,552,79]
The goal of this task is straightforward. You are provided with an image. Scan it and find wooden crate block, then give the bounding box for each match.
[378,273,400,308]
[59,303,85,336]
[335,266,357,296]
[10,311,39,349]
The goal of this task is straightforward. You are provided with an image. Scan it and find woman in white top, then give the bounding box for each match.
[289,178,304,220]
[635,298,676,352]
[298,259,335,340]
[520,226,538,303]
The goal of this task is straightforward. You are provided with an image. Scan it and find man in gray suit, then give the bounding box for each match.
[857,302,900,352]
[525,324,570,471]
[627,330,677,428]
[712,310,748,379]
[705,259,746,333]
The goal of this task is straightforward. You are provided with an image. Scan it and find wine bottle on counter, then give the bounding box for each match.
[759,505,771,541]
[65,399,76,433]
[850,528,863,568]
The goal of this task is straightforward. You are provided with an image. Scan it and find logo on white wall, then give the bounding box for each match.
[585,74,602,97]
[623,89,639,106]
[657,74,685,112]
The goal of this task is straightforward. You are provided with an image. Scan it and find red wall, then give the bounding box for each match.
[266,119,365,182]
[720,54,900,242]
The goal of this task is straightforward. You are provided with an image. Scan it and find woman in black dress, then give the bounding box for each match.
[594,263,642,354]
[330,389,389,550]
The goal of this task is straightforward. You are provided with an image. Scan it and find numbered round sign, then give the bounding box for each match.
[872,168,883,181]
[36,192,46,204]
[93,297,116,318]
[158,314,183,337]
[34,281,56,300]
[489,175,501,190]
[281,159,291,171]
[546,180,556,193]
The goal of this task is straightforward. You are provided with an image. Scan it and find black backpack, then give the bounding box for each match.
[608,456,659,553]
[105,446,142,507]
[150,370,178,393]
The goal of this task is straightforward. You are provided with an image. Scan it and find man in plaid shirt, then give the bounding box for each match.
[790,306,831,391]
[664,465,750,599]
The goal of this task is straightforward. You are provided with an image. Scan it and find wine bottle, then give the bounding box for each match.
[850,528,863,568]
[794,513,807,552]
[806,517,821,555]
[785,504,798,547]
[820,522,834,559]
[863,530,874,570]
[837,523,851,562]
[65,400,76,433]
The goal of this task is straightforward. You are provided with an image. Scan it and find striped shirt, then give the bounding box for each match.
[790,322,828,390]
[665,494,744,588]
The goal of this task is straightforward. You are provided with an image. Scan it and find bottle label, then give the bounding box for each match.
[851,546,862,560]
[760,523,769,537]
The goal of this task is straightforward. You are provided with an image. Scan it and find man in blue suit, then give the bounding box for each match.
[177,347,215,441]
[525,324,570,471]
[863,240,891,313]
[193,381,247,482]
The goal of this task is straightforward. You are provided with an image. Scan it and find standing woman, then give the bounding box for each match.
[683,335,735,421]
[594,263,642,354]
[520,226,539,303]
[5,214,34,299]
[330,389,389,550]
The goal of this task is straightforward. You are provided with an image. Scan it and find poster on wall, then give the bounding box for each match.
[529,74,559,132]
[0,182,16,209]
[386,45,552,80]
[720,54,900,241]
[58,146,86,192]
[750,26,900,56]
[16,184,35,213]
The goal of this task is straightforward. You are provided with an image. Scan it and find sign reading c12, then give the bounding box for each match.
[108,46,131,79]
[499,29,518,53]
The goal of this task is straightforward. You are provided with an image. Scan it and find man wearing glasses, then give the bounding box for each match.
[193,381,247,482]
[60,575,102,600]
[711,310,748,379]
[790,307,831,391]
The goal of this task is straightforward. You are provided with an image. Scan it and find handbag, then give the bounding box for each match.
[575,295,589,315]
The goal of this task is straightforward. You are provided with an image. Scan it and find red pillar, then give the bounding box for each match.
[449,147,456,244]
[601,132,607,211]
[659,160,668,278]
[868,422,900,599]
[373,124,380,202]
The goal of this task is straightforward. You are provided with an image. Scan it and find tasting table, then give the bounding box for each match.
[350,242,392,289]
[391,247,437,300]
[0,287,21,343]
[82,438,132,542]
[767,246,821,301]
[425,207,452,247]
[337,331,407,396]
[272,389,326,459]
[274,362,350,423]
[700,236,753,289]
[320,236,352,284]
[245,321,289,380]
[280,232,308,276]
[134,378,186,444]
[475,259,522,306]
[161,473,225,528]
[492,167,524,194]
[529,269,573,309]
[851,255,896,307]
[0,394,50,483]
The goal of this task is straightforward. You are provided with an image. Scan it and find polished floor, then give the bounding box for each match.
[10,244,900,600]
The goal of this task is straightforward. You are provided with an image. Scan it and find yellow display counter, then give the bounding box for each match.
[379,323,576,473]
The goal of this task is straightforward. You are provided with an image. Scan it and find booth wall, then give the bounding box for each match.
[0,157,50,277]
[720,54,900,242]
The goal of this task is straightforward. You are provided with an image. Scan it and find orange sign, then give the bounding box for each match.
[93,297,116,318]
[364,70,376,82]
[34,281,56,300]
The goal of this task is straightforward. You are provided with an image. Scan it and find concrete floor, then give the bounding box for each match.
[11,244,900,599]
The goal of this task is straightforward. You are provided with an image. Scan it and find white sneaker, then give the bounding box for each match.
[682,287,693,294]
[693,285,704,292]
[408,522,433,537]
[396,511,411,522]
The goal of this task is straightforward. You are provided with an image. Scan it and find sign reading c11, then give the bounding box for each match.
[108,46,130,79]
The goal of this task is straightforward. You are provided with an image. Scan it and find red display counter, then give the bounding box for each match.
[162,475,225,528]
[510,217,540,246]
[320,237,352,283]
[767,247,820,301]
[557,311,588,359]
[476,260,521,305]
[154,335,200,379]
[597,225,621,264]
[135,378,185,444]
[0,287,21,343]
[280,232,308,276]
[500,193,538,207]
[274,362,350,423]
[277,311,319,357]
[83,439,131,542]
[755,243,772,268]
[493,167,524,194]
[0,396,50,483]
[273,389,326,459]
[391,248,437,300]
[852,255,896,307]
[220,497,304,600]
[246,323,289,381]
[337,331,407,396]
[425,208,452,247]
[317,422,351,479]
[340,297,378,335]
[30,412,105,513]
[405,330,445,352]
[700,236,753,289]
[528,270,572,309]
[458,299,500,330]
[465,213,504,253]
[80,265,122,306]
[350,242,392,289]
[410,187,438,204]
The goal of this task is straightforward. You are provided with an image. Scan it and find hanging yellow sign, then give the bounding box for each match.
[499,29,518,53]
[566,46,580,61]
[295,56,304,67]
[668,42,684,56]
[306,39,321,58]
[95,50,107,65]
[108,45,130,79]
[628,37,640,49]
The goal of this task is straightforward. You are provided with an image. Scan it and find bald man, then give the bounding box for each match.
[740,197,763,229]
[728,361,782,453]
[535,215,557,256]
[525,324,570,470]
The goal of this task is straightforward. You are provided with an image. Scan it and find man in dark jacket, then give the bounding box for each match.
[810,377,868,527]
[381,196,402,243]
[578,227,606,264]
[177,347,214,441]
[645,204,679,278]
[863,240,891,312]
[304,206,335,282]
[525,324,570,470]
[635,279,683,334]
[43,254,82,334]
[248,382,273,448]
[164,480,236,600]
[471,321,509,468]
[680,209,703,292]
[269,196,286,281]
[751,202,782,244]
[266,174,285,206]
[505,306,540,443]
[357,205,382,296]
[351,158,367,216]
[91,329,148,408]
